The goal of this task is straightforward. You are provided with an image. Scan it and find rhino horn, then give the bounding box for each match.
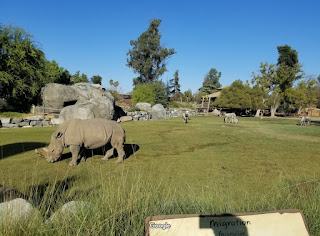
[35,149,45,157]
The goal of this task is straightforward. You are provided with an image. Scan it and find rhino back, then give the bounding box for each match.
[63,118,122,149]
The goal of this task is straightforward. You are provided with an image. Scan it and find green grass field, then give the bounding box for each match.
[1,116,320,235]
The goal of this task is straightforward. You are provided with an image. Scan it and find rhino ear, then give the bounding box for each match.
[55,132,63,138]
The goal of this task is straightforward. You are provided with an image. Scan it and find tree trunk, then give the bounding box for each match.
[270,106,278,117]
[270,93,279,118]
[255,109,261,117]
[297,106,303,115]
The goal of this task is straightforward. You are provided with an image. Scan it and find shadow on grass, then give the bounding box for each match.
[295,121,320,126]
[0,142,47,160]
[0,184,26,203]
[26,176,99,218]
[1,176,101,218]
[311,121,320,126]
[57,143,140,163]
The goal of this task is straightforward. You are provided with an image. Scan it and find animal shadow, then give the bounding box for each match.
[311,121,320,126]
[0,142,47,160]
[58,143,140,162]
[0,184,26,203]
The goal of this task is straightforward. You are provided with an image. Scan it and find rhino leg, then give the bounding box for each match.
[114,144,125,163]
[101,148,114,161]
[69,145,81,166]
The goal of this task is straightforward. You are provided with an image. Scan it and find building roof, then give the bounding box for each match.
[206,91,221,98]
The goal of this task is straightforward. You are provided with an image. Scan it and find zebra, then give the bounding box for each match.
[224,113,239,124]
[182,113,191,123]
[299,116,311,126]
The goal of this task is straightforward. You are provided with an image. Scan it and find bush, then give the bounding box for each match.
[131,84,156,106]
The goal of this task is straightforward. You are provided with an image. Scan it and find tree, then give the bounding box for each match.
[109,79,119,91]
[55,69,72,85]
[199,68,222,94]
[213,80,252,110]
[183,89,193,102]
[250,85,267,114]
[150,80,168,106]
[0,24,47,111]
[169,70,181,96]
[276,45,303,93]
[126,19,176,86]
[72,71,88,83]
[252,62,279,117]
[316,75,320,108]
[284,78,317,114]
[131,84,156,106]
[45,60,72,85]
[252,45,303,117]
[90,75,102,85]
[277,45,298,67]
[114,81,119,90]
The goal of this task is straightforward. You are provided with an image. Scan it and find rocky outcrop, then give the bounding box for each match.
[59,97,115,123]
[0,198,35,224]
[41,83,114,109]
[135,102,152,112]
[151,104,167,120]
[47,201,92,224]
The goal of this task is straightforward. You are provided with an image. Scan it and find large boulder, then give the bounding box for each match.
[41,83,114,109]
[0,198,35,224]
[59,97,115,123]
[135,102,152,112]
[151,104,167,120]
[47,201,92,224]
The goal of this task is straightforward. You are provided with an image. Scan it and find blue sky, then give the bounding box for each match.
[2,0,319,93]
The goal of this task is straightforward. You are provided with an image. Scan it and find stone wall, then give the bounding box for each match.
[0,108,198,128]
[0,116,59,129]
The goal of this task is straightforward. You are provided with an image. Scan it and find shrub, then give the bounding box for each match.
[131,84,156,106]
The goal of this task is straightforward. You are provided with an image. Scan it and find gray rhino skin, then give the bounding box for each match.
[35,118,126,166]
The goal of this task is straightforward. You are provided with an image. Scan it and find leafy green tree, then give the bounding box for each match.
[44,60,62,83]
[169,70,181,96]
[183,89,193,102]
[126,19,176,86]
[72,71,88,83]
[277,45,298,67]
[45,60,72,85]
[316,75,320,108]
[132,84,156,106]
[199,68,222,94]
[252,46,304,117]
[55,69,72,85]
[284,78,317,114]
[250,85,267,113]
[114,81,119,90]
[252,62,279,117]
[90,75,102,85]
[213,80,252,110]
[0,24,47,111]
[276,45,303,93]
[150,81,168,106]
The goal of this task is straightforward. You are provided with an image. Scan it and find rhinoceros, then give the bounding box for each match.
[35,118,126,166]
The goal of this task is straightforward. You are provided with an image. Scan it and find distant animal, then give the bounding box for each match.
[35,118,126,166]
[299,116,311,126]
[224,113,238,124]
[182,113,191,123]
